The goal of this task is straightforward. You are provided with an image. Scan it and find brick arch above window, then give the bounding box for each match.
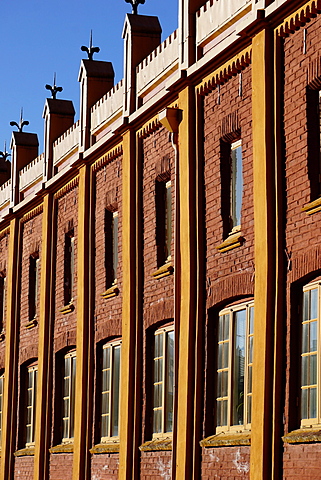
[207,272,254,310]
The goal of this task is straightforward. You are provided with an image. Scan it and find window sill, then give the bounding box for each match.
[49,443,74,454]
[0,332,5,342]
[152,262,174,280]
[60,303,74,315]
[302,197,321,215]
[25,318,38,329]
[100,285,119,299]
[90,442,120,454]
[200,431,251,448]
[216,230,244,253]
[139,436,172,451]
[282,428,321,444]
[14,446,35,457]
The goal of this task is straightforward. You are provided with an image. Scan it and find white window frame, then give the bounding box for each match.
[62,351,76,442]
[152,325,174,438]
[26,365,38,446]
[301,281,321,427]
[101,339,121,442]
[230,139,243,232]
[216,301,254,433]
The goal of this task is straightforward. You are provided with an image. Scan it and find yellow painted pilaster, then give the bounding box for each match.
[34,194,54,480]
[119,129,140,480]
[251,27,276,480]
[73,164,92,480]
[0,217,21,480]
[174,85,198,480]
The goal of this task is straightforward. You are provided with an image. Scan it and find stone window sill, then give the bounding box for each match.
[60,303,74,315]
[302,197,321,215]
[152,262,174,280]
[25,318,38,329]
[216,230,244,253]
[90,442,120,454]
[200,431,251,448]
[14,446,35,457]
[139,436,172,451]
[100,285,119,299]
[49,443,74,454]
[282,428,321,444]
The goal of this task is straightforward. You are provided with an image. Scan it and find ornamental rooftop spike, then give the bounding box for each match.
[0,141,10,161]
[10,108,29,132]
[45,72,63,100]
[124,0,145,15]
[81,30,100,61]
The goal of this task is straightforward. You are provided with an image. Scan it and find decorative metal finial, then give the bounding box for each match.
[81,30,100,61]
[0,142,10,161]
[45,73,63,100]
[125,0,145,15]
[10,108,29,132]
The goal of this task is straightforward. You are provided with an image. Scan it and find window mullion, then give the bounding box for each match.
[109,346,113,438]
[162,332,166,434]
[227,313,233,429]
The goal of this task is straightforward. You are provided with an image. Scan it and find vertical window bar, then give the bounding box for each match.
[112,212,119,284]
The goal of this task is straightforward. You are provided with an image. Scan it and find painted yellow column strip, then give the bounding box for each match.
[73,164,92,480]
[34,194,54,480]
[0,217,21,480]
[175,85,198,479]
[251,27,276,480]
[119,129,139,480]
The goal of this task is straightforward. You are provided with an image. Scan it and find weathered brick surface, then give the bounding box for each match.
[140,451,172,480]
[140,126,175,472]
[202,447,250,480]
[49,453,73,480]
[91,453,120,479]
[283,443,321,479]
[14,455,34,480]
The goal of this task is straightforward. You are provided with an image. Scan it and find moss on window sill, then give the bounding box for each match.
[60,303,74,315]
[14,446,35,457]
[49,443,74,454]
[282,428,321,444]
[90,442,120,454]
[100,285,119,299]
[200,431,251,448]
[216,230,244,253]
[139,436,172,451]
[302,197,321,215]
[152,262,174,279]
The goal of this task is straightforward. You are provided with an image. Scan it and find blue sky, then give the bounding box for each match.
[0,0,178,154]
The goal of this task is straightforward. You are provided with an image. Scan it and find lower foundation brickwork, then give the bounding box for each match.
[202,447,250,480]
[49,453,73,480]
[283,443,321,479]
[91,453,120,479]
[13,456,34,480]
[140,451,172,480]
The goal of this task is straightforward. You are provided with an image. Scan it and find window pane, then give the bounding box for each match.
[154,358,163,384]
[302,322,309,354]
[309,387,317,418]
[310,288,318,319]
[153,409,162,434]
[310,354,317,385]
[155,333,163,358]
[248,366,252,394]
[111,346,121,437]
[301,388,308,419]
[165,184,172,260]
[247,396,252,424]
[153,384,162,409]
[63,418,69,439]
[310,321,317,352]
[249,307,254,335]
[112,214,118,281]
[26,425,31,444]
[165,331,174,433]
[301,356,309,387]
[101,414,109,438]
[102,391,109,415]
[232,309,246,426]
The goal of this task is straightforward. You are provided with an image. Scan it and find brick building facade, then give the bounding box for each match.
[0,0,321,479]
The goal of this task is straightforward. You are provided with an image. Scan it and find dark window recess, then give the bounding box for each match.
[29,255,39,321]
[104,210,118,288]
[64,232,75,305]
[0,275,6,332]
[307,87,321,201]
[155,180,172,268]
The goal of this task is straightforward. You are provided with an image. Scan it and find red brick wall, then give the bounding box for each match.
[49,453,73,480]
[140,125,175,470]
[283,12,321,477]
[91,453,119,479]
[14,456,34,480]
[202,446,250,479]
[140,451,172,480]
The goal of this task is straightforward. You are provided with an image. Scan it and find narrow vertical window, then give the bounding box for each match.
[306,87,321,200]
[216,301,254,431]
[26,366,37,445]
[156,180,172,268]
[230,139,243,230]
[29,254,39,321]
[63,351,76,441]
[101,340,121,440]
[0,275,6,332]
[0,373,4,445]
[64,232,75,306]
[301,284,318,424]
[153,326,174,436]
[104,210,118,288]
